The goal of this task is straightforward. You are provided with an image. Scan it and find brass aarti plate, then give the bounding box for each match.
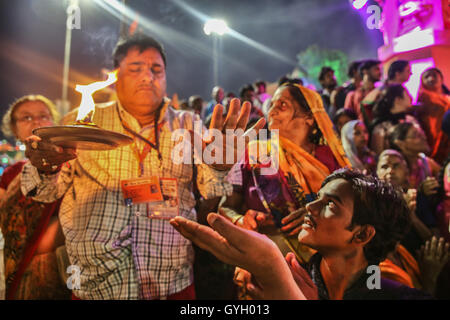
[33,125,133,151]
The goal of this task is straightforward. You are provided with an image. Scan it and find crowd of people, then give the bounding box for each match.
[0,33,449,300]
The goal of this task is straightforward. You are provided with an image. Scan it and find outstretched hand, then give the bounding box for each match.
[194,98,266,171]
[170,211,306,300]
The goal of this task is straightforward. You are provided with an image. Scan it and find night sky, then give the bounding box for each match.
[0,0,383,138]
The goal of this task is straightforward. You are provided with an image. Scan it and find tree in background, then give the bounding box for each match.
[294,45,350,89]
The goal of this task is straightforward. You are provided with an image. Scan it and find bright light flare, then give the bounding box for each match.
[75,70,118,123]
[203,19,229,36]
[352,0,369,10]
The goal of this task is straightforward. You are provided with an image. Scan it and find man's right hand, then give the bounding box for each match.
[238,209,273,231]
[24,135,77,174]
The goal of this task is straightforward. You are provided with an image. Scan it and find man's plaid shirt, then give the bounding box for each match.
[21,100,233,299]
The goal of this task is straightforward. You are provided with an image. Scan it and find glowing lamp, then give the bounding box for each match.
[203,19,229,36]
[33,71,133,150]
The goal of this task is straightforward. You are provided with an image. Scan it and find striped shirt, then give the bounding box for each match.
[21,100,232,299]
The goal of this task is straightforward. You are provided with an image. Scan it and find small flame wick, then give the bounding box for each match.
[75,70,118,124]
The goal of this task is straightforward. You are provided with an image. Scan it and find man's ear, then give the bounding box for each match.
[351,225,376,245]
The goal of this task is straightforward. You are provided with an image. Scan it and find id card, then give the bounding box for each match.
[121,176,163,206]
[121,177,179,219]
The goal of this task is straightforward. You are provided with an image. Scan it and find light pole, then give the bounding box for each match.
[61,0,80,115]
[204,19,229,86]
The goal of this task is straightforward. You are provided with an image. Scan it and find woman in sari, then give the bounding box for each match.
[341,120,376,175]
[221,84,350,297]
[416,68,450,164]
[0,95,71,299]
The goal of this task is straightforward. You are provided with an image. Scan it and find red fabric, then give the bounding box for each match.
[71,284,196,300]
[0,161,26,189]
[6,199,62,300]
[315,145,341,173]
[167,283,196,300]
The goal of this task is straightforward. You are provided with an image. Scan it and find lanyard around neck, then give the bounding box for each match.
[116,103,164,174]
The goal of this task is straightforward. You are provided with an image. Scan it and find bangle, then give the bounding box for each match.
[232,216,244,225]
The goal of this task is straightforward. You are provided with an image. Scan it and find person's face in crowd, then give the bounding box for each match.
[213,87,225,102]
[397,64,412,83]
[391,89,412,114]
[353,123,369,151]
[366,64,382,83]
[396,124,430,155]
[257,83,266,94]
[377,154,409,189]
[321,71,337,90]
[299,179,358,255]
[422,70,443,92]
[12,101,54,142]
[268,87,314,140]
[241,89,255,103]
[116,46,167,117]
[191,98,203,115]
[335,114,352,135]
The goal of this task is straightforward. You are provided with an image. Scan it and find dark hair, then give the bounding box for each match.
[333,108,357,126]
[372,84,406,120]
[278,76,304,86]
[319,66,334,82]
[113,33,167,68]
[239,84,254,98]
[254,80,266,90]
[387,122,414,151]
[282,84,323,144]
[322,168,411,265]
[348,61,362,78]
[388,60,409,80]
[359,59,381,77]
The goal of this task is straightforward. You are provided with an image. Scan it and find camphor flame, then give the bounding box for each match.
[75,69,118,123]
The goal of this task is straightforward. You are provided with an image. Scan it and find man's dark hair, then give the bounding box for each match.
[239,84,254,98]
[113,33,167,68]
[348,61,362,78]
[322,168,411,265]
[359,59,381,77]
[388,60,409,80]
[319,67,334,82]
[254,80,266,90]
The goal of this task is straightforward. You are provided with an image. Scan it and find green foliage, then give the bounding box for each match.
[296,45,350,88]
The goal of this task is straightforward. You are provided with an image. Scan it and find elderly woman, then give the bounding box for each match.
[0,95,70,299]
[222,84,350,295]
[341,120,376,175]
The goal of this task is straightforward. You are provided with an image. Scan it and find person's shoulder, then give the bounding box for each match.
[0,160,27,189]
